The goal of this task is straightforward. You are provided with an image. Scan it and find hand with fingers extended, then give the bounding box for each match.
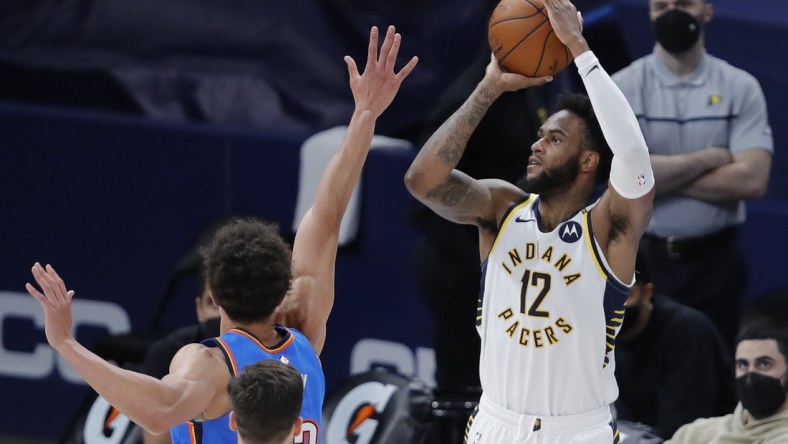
[543,0,589,57]
[25,262,76,351]
[344,25,419,119]
[484,53,553,93]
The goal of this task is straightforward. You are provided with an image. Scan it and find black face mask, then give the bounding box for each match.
[652,9,701,54]
[618,304,642,337]
[736,372,788,418]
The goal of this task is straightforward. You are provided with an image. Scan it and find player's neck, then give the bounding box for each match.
[655,42,704,79]
[537,191,589,231]
[228,317,283,347]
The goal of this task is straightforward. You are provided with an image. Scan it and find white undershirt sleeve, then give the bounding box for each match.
[575,51,654,199]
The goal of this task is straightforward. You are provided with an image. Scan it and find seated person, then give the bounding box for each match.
[615,253,737,439]
[142,277,221,379]
[666,320,788,443]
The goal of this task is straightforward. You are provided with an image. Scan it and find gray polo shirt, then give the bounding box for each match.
[613,52,773,238]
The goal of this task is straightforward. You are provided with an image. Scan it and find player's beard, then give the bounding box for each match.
[516,153,581,197]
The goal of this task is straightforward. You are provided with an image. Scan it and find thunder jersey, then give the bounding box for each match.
[477,195,631,416]
[170,326,325,444]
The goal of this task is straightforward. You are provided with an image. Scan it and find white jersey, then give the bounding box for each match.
[476,194,632,416]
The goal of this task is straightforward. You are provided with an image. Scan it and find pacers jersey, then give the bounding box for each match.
[170,326,325,444]
[476,195,631,416]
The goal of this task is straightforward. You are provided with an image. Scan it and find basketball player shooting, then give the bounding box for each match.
[404,0,654,442]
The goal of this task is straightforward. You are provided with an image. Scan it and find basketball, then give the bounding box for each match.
[488,0,572,77]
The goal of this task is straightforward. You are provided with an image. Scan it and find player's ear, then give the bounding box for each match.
[229,411,238,431]
[292,417,303,436]
[581,150,599,173]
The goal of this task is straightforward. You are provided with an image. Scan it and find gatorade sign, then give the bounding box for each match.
[323,369,432,444]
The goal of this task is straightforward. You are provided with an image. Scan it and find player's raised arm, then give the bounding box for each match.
[25,263,224,434]
[278,25,417,355]
[546,0,654,277]
[403,54,550,229]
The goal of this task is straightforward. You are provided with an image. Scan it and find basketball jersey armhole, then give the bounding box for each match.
[203,337,238,377]
[583,209,633,292]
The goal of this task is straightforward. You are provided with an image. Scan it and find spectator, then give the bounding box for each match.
[666,321,788,443]
[142,278,220,381]
[612,0,774,349]
[615,252,737,439]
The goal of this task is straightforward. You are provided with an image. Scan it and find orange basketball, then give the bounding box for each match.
[488,0,572,77]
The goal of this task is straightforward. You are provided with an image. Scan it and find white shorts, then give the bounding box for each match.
[464,394,620,444]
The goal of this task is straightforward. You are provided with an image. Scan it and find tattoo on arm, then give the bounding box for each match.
[426,177,481,209]
[436,89,497,167]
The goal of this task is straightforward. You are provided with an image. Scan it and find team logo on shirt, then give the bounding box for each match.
[558,221,582,243]
[708,94,722,105]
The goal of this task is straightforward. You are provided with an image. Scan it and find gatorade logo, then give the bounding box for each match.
[325,380,397,444]
[83,397,134,444]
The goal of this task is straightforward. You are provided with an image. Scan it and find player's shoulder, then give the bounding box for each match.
[172,342,226,368]
[484,178,527,204]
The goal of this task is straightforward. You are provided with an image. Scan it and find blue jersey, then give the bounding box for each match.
[170,326,325,444]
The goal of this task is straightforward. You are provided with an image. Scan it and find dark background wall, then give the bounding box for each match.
[0,0,785,440]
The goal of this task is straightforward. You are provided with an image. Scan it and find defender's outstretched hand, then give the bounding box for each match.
[26,262,75,350]
[344,25,418,119]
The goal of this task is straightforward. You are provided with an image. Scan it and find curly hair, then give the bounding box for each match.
[200,218,292,324]
[552,93,613,185]
[228,360,303,444]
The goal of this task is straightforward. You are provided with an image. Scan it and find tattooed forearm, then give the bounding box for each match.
[426,176,482,209]
[435,90,497,167]
[478,84,499,104]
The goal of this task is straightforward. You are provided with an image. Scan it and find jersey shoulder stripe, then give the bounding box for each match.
[488,194,536,259]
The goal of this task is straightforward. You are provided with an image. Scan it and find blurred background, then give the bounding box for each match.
[0,0,786,442]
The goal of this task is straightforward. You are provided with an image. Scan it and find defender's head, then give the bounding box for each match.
[201,218,292,324]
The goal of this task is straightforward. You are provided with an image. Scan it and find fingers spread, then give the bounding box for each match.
[345,55,359,78]
[378,25,396,69]
[396,56,419,81]
[366,26,379,70]
[385,33,401,72]
[26,282,46,304]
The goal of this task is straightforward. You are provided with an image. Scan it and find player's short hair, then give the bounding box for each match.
[552,93,613,185]
[201,218,292,324]
[228,360,303,444]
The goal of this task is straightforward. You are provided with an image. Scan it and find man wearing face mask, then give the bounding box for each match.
[666,322,788,443]
[612,0,774,351]
[614,252,736,439]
